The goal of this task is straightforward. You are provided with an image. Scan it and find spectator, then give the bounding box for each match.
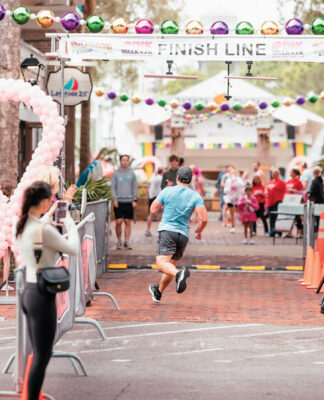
[252,175,269,236]
[216,166,227,222]
[0,180,13,199]
[111,155,138,250]
[309,166,324,232]
[285,169,304,238]
[252,161,266,186]
[241,170,251,188]
[224,166,244,233]
[145,167,164,237]
[266,169,286,237]
[238,185,259,244]
[221,165,231,226]
[192,169,205,197]
[161,155,180,189]
[300,162,313,201]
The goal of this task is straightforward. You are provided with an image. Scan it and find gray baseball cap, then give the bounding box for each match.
[177,166,192,184]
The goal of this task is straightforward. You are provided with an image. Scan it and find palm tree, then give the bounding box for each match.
[0,0,21,184]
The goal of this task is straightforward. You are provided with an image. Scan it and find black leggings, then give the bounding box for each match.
[22,283,57,400]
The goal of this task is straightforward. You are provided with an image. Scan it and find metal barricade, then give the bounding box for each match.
[84,199,109,277]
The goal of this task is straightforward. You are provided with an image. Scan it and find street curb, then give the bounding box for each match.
[108,264,303,272]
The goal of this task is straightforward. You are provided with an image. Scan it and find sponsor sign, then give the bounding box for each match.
[57,34,324,63]
[47,66,92,106]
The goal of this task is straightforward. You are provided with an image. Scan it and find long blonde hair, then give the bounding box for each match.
[37,166,60,196]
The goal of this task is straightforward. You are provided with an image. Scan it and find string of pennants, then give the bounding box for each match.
[155,141,292,150]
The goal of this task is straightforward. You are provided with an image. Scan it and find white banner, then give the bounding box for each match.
[55,34,324,62]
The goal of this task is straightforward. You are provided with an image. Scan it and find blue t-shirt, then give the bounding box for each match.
[157,185,205,237]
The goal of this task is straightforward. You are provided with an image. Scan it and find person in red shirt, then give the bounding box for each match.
[266,169,286,237]
[285,168,304,237]
[252,175,268,236]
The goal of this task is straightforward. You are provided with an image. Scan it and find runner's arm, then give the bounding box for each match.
[150,199,163,215]
[194,206,208,239]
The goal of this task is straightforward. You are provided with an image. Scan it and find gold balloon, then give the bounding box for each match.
[111,17,129,34]
[132,96,141,104]
[320,91,324,100]
[170,100,179,109]
[36,9,55,28]
[95,88,105,97]
[207,101,218,111]
[244,101,255,110]
[261,20,279,35]
[283,97,293,107]
[186,20,204,34]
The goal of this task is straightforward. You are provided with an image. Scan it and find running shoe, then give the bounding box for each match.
[149,284,162,303]
[116,241,123,250]
[176,267,190,294]
[249,239,255,245]
[230,227,235,233]
[145,229,153,237]
[124,242,132,250]
[242,239,247,244]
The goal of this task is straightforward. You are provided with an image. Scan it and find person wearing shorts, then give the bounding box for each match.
[111,155,138,250]
[148,166,208,303]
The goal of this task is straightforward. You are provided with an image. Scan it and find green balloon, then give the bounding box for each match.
[12,6,30,25]
[271,101,280,108]
[160,20,179,34]
[236,21,254,35]
[86,15,104,33]
[195,103,204,111]
[233,103,242,111]
[158,99,166,107]
[308,95,318,103]
[120,94,129,102]
[311,17,324,35]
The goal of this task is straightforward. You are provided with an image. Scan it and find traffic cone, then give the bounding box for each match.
[301,247,314,286]
[21,354,43,400]
[307,251,323,289]
[317,212,324,264]
[299,246,313,284]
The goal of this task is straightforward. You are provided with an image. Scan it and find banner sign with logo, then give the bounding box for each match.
[55,34,324,63]
[47,66,93,106]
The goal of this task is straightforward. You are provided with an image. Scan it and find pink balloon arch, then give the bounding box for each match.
[287,156,312,172]
[0,78,65,263]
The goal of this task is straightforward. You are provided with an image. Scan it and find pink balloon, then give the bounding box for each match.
[0,232,5,242]
[54,125,65,135]
[16,255,24,264]
[45,118,57,128]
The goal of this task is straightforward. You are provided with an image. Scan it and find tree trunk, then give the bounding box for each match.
[79,0,96,173]
[257,127,271,183]
[65,106,76,183]
[0,0,20,185]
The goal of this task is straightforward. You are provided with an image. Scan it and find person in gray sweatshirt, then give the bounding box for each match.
[111,155,138,249]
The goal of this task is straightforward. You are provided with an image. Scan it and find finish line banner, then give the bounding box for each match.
[57,34,324,62]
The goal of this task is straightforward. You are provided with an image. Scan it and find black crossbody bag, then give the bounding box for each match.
[33,224,70,295]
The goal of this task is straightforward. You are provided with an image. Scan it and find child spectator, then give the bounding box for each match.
[238,186,259,244]
[1,180,13,199]
[252,176,268,236]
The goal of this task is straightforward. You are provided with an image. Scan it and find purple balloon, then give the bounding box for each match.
[258,101,268,110]
[61,12,80,32]
[0,5,5,21]
[145,98,154,105]
[285,18,304,35]
[182,102,192,110]
[210,21,229,35]
[108,91,116,100]
[135,19,154,34]
[220,102,230,111]
[296,95,305,105]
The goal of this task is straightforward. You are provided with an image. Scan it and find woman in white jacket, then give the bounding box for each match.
[224,166,244,233]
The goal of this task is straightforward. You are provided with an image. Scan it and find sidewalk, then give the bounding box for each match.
[108,212,303,267]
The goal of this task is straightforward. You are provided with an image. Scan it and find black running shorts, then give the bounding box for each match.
[114,202,133,220]
[156,230,189,261]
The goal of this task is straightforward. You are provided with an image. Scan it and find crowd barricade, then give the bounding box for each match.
[0,212,102,398]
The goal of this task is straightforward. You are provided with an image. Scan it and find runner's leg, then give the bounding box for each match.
[115,218,123,241]
[124,218,131,243]
[156,255,177,292]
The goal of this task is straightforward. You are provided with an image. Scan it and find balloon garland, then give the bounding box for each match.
[0,79,65,263]
[96,89,324,111]
[0,6,323,35]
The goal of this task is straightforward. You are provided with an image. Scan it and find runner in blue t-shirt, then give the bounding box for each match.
[148,166,208,303]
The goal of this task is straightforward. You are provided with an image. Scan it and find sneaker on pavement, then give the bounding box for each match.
[8,272,15,283]
[249,239,255,245]
[116,241,123,250]
[124,242,132,250]
[242,239,247,244]
[230,227,235,233]
[145,229,153,237]
[176,267,190,294]
[149,284,162,303]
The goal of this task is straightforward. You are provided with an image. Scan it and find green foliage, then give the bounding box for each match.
[96,147,136,168]
[73,177,112,206]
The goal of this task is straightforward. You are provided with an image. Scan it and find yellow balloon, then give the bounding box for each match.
[132,96,141,104]
[111,17,129,34]
[170,100,179,109]
[36,9,55,29]
[261,20,279,35]
[186,20,204,34]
